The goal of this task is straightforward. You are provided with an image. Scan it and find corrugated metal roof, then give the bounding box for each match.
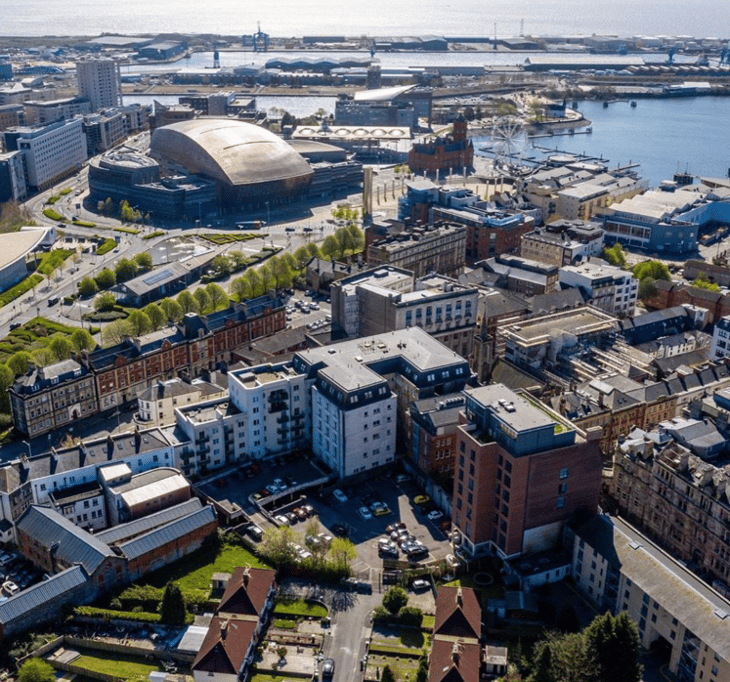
[0,565,87,624]
[119,505,216,560]
[95,498,202,545]
[120,473,189,509]
[16,506,115,573]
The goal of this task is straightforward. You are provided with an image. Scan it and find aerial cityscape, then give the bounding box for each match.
[0,10,730,682]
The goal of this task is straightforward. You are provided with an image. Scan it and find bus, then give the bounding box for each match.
[236,220,266,230]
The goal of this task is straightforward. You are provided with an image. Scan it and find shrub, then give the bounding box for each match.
[73,220,97,228]
[96,238,117,256]
[74,606,161,623]
[42,208,64,221]
[0,274,44,308]
[144,230,165,240]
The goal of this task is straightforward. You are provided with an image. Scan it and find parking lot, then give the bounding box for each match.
[283,289,331,332]
[0,550,44,599]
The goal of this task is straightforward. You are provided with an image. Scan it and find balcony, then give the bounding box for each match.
[195,433,210,443]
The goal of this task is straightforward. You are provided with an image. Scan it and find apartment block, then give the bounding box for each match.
[452,384,602,559]
[76,59,122,111]
[572,514,730,682]
[520,220,604,267]
[559,259,638,316]
[710,315,730,361]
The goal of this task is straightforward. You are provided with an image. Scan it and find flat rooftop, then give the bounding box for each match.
[503,306,618,347]
[465,384,558,433]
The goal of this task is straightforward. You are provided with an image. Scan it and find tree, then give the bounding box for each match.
[94,267,116,289]
[78,276,98,297]
[210,254,233,277]
[271,255,294,289]
[160,298,183,324]
[632,260,671,282]
[114,257,138,283]
[48,334,72,362]
[601,243,627,268]
[144,303,166,330]
[159,582,187,625]
[102,319,133,347]
[330,537,356,574]
[259,263,276,292]
[229,275,253,302]
[229,251,247,271]
[527,641,554,682]
[637,276,658,301]
[691,273,721,291]
[177,290,198,314]
[584,611,642,682]
[0,363,13,412]
[7,351,33,376]
[243,268,264,298]
[381,665,396,682]
[415,654,429,682]
[94,291,117,313]
[347,223,365,251]
[398,605,423,626]
[382,586,408,615]
[70,328,96,352]
[335,227,355,256]
[306,243,322,259]
[133,251,153,271]
[294,245,312,271]
[544,631,588,682]
[258,525,298,565]
[127,310,152,337]
[17,659,55,682]
[193,287,212,314]
[321,235,340,260]
[206,282,228,311]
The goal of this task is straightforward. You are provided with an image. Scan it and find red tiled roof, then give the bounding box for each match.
[192,616,257,674]
[433,586,481,640]
[428,639,481,682]
[218,566,276,617]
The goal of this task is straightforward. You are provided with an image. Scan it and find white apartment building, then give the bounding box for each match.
[76,59,122,111]
[11,119,87,190]
[709,315,730,361]
[573,514,730,682]
[137,378,225,427]
[559,258,638,316]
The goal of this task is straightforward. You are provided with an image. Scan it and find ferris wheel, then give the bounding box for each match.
[490,116,527,174]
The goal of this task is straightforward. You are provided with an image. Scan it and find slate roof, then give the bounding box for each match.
[218,567,276,618]
[429,638,481,682]
[16,506,115,573]
[433,586,481,640]
[95,498,203,545]
[192,616,256,674]
[117,504,216,560]
[0,565,88,625]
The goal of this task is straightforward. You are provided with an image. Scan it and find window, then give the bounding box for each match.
[557,496,566,508]
[560,467,569,479]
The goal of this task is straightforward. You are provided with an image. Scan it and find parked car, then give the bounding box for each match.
[322,659,335,678]
[427,510,444,522]
[332,523,348,537]
[445,554,461,569]
[248,525,263,541]
[359,506,373,520]
[411,579,430,591]
[395,474,411,485]
[274,514,290,526]
[2,580,19,596]
[318,532,333,547]
[9,322,21,331]
[333,488,348,503]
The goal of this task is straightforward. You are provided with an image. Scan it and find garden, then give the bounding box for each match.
[73,649,163,681]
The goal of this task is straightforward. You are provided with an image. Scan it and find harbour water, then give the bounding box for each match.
[0,0,727,39]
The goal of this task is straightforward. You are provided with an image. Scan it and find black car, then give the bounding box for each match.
[9,322,21,331]
[322,658,335,678]
[332,523,348,537]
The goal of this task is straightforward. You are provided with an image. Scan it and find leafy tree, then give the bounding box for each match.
[206,282,228,311]
[321,235,340,260]
[632,260,671,282]
[32,347,54,367]
[271,255,293,289]
[415,654,429,682]
[545,631,588,682]
[159,582,187,625]
[601,243,627,268]
[193,287,212,314]
[294,245,313,270]
[259,263,276,292]
[48,334,72,362]
[94,291,117,313]
[211,254,233,276]
[17,659,55,682]
[160,298,183,324]
[127,310,152,337]
[637,277,658,301]
[330,537,356,573]
[527,640,554,682]
[584,611,642,682]
[70,328,96,352]
[243,268,264,297]
[229,275,253,302]
[691,273,721,291]
[335,227,355,255]
[114,257,138,283]
[398,605,423,626]
[382,586,408,615]
[347,223,365,251]
[177,290,198,314]
[102,319,133,347]
[78,276,98,297]
[258,525,298,565]
[381,665,396,682]
[133,251,153,271]
[228,251,247,271]
[7,351,33,376]
[94,267,116,289]
[0,363,13,412]
[306,242,322,259]
[143,303,166,330]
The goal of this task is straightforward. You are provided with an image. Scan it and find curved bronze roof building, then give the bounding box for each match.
[150,118,314,207]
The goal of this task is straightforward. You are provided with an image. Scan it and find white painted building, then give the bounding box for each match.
[710,316,730,362]
[559,258,638,316]
[137,378,225,427]
[76,59,122,111]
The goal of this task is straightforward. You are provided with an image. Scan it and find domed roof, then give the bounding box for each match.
[150,118,313,188]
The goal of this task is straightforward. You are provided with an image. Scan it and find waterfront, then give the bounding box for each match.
[0,0,727,38]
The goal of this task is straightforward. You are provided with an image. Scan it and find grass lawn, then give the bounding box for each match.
[250,674,289,682]
[274,599,327,619]
[74,651,162,681]
[367,653,421,680]
[422,615,435,629]
[442,573,503,600]
[141,541,270,599]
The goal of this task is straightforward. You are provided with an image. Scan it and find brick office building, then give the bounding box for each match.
[452,384,602,559]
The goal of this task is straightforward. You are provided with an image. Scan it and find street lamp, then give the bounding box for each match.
[22,440,32,458]
[265,201,270,227]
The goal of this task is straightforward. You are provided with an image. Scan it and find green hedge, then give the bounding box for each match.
[114,227,140,235]
[59,188,72,196]
[273,619,298,629]
[143,231,165,240]
[42,208,65,221]
[73,220,97,228]
[0,274,44,307]
[96,238,117,255]
[74,606,161,623]
[46,195,60,205]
